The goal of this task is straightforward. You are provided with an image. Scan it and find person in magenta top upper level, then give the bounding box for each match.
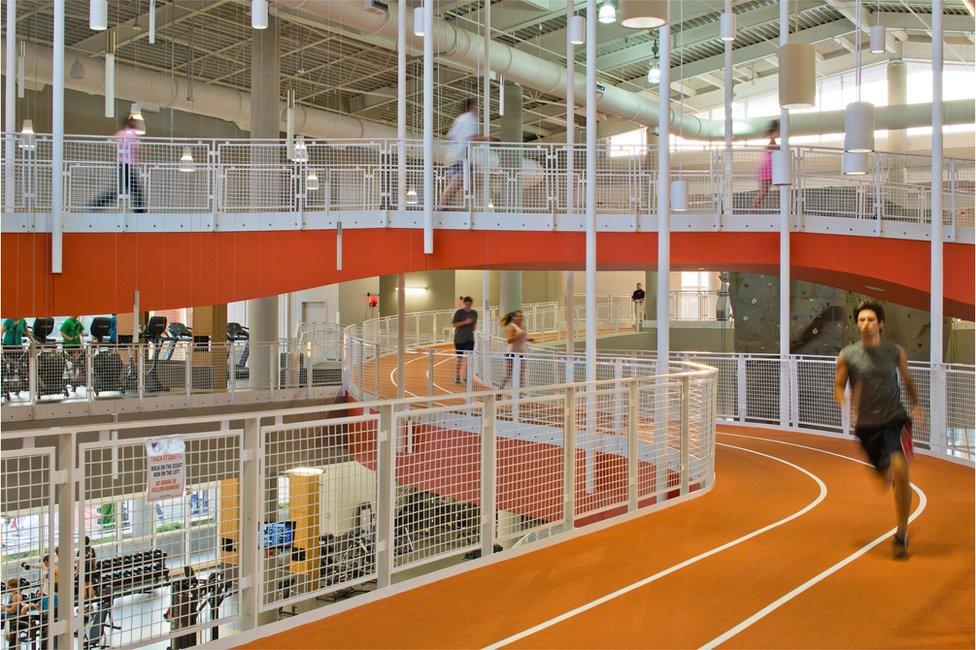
[92,115,146,213]
[750,119,779,211]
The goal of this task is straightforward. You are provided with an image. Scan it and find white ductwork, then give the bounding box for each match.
[279,0,975,140]
[3,39,406,140]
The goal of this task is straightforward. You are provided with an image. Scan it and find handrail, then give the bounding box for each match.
[3,134,972,241]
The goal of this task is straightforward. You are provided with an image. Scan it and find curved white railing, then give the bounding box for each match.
[347,302,974,462]
[3,135,972,243]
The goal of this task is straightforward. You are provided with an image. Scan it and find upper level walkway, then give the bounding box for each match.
[2,136,973,316]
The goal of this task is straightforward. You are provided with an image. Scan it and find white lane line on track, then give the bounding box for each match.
[388,352,428,398]
[483,442,828,650]
[698,432,928,650]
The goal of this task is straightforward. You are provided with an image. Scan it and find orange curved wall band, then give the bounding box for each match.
[2,230,972,318]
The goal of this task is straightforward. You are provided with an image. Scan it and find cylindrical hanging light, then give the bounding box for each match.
[179,147,194,173]
[306,170,319,191]
[569,15,585,45]
[772,148,792,186]
[405,187,419,205]
[20,119,36,150]
[598,1,617,24]
[778,42,816,109]
[647,62,660,85]
[618,0,668,28]
[89,0,108,31]
[844,101,875,152]
[670,180,688,212]
[843,151,868,175]
[104,53,115,117]
[413,6,425,37]
[285,91,296,159]
[149,0,157,43]
[128,103,146,134]
[869,25,885,54]
[720,10,736,42]
[17,42,26,98]
[251,0,268,30]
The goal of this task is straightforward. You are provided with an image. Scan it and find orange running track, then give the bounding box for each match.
[240,425,973,648]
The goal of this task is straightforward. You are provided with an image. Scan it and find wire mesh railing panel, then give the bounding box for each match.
[946,366,975,461]
[903,364,932,449]
[682,352,738,420]
[494,393,567,542]
[573,386,631,519]
[744,357,781,424]
[260,416,379,609]
[78,432,242,648]
[635,380,680,501]
[795,357,843,432]
[393,405,482,571]
[2,344,31,402]
[0,448,57,650]
[35,343,70,401]
[687,376,715,487]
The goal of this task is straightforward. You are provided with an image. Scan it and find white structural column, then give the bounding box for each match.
[722,0,733,222]
[247,13,280,385]
[397,0,406,208]
[778,0,792,427]
[499,271,522,316]
[4,0,15,216]
[930,0,946,453]
[422,0,434,254]
[584,0,598,493]
[565,0,576,376]
[656,24,671,377]
[655,23,671,498]
[396,273,405,400]
[499,79,524,317]
[51,0,64,273]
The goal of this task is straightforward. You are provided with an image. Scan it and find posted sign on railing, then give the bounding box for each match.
[145,437,186,501]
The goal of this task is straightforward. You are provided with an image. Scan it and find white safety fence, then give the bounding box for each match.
[2,336,344,422]
[4,134,972,241]
[1,356,716,647]
[347,303,974,463]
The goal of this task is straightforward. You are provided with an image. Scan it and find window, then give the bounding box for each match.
[608,127,646,157]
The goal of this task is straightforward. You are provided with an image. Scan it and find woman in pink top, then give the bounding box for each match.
[750,119,779,211]
[499,310,535,389]
[92,116,145,213]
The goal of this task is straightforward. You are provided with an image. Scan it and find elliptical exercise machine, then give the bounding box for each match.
[226,322,250,379]
[89,317,125,395]
[33,317,70,398]
[123,316,169,394]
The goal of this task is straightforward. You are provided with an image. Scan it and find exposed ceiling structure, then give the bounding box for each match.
[3,0,974,139]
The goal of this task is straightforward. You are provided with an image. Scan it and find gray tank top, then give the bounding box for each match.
[841,339,906,427]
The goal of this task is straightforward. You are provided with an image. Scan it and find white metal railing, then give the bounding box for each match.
[2,349,717,648]
[348,303,974,463]
[1,337,342,420]
[3,134,972,241]
[573,291,726,322]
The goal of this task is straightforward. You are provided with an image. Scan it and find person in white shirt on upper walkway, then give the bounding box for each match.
[437,98,488,210]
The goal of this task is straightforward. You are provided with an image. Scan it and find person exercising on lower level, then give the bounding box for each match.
[834,299,921,559]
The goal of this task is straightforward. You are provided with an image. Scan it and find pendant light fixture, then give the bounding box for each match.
[251,0,268,29]
[569,15,585,46]
[720,9,736,42]
[618,0,668,29]
[70,57,86,79]
[671,180,689,212]
[869,0,884,53]
[844,0,875,153]
[306,170,319,191]
[843,151,868,175]
[285,90,296,159]
[405,187,419,205]
[598,1,617,24]
[20,119,36,150]
[646,37,660,84]
[148,0,157,43]
[89,0,108,31]
[778,43,815,109]
[772,149,792,186]
[129,104,146,134]
[179,147,195,173]
[413,6,425,37]
[105,32,116,118]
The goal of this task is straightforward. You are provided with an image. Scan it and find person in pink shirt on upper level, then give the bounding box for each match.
[750,119,779,211]
[92,115,146,213]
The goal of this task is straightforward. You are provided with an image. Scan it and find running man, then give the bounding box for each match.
[437,98,487,210]
[834,299,922,558]
[632,282,646,330]
[451,297,478,385]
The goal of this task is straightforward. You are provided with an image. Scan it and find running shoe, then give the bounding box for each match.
[893,533,909,559]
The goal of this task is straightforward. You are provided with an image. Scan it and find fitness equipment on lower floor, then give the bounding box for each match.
[226,322,249,379]
[33,317,70,398]
[88,317,125,395]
